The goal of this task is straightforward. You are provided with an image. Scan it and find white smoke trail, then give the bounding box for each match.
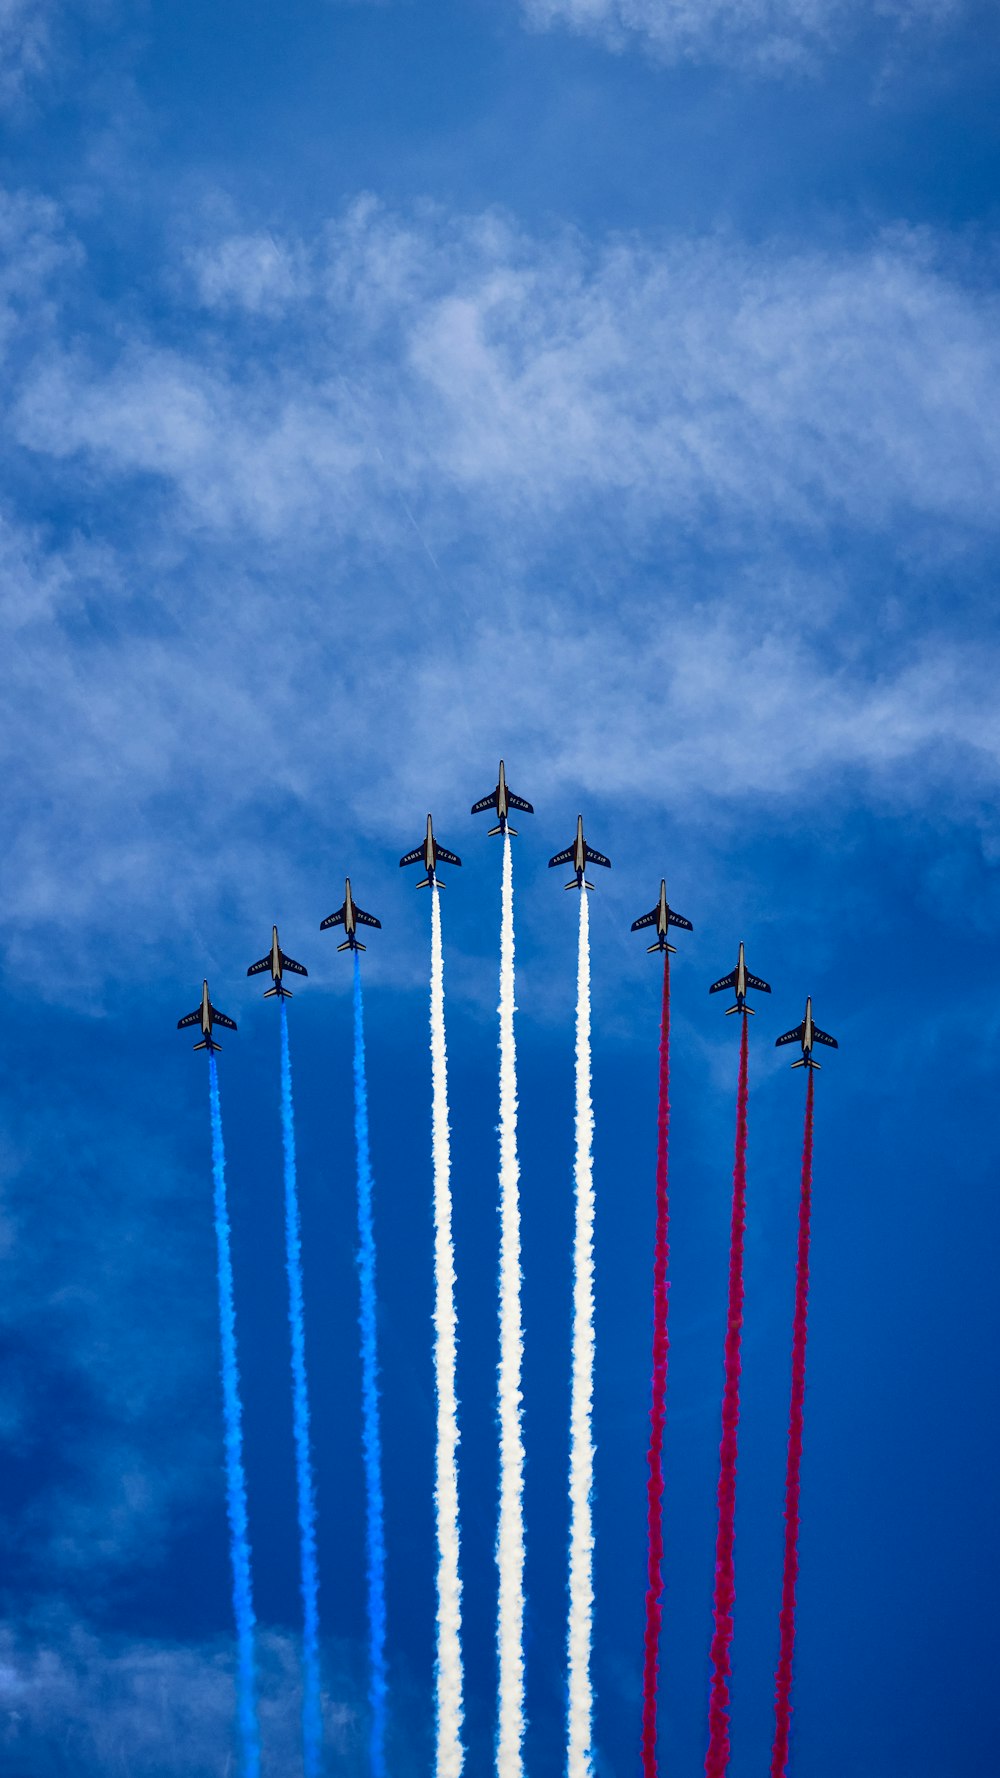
[566,889,595,1778]
[430,885,464,1778]
[496,834,526,1778]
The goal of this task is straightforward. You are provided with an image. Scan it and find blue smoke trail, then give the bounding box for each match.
[353,953,389,1778]
[279,1000,323,1777]
[207,1054,260,1778]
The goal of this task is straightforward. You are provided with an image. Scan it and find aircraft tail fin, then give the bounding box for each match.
[416,876,440,889]
[488,822,504,836]
[193,1037,221,1052]
[584,879,595,891]
[336,938,353,952]
[263,984,292,999]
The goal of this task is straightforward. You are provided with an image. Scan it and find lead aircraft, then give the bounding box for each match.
[548,815,611,890]
[400,814,462,886]
[775,996,838,1069]
[320,878,382,951]
[709,942,771,1014]
[631,879,693,953]
[247,925,308,998]
[177,980,237,1052]
[471,759,534,835]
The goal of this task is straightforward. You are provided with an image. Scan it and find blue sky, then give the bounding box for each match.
[1,0,999,1772]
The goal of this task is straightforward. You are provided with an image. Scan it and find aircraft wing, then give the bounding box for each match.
[471,793,497,815]
[399,846,424,867]
[669,911,694,932]
[746,972,771,993]
[584,845,611,869]
[247,955,271,977]
[211,1007,238,1031]
[279,950,308,977]
[435,846,462,867]
[775,1024,805,1048]
[631,908,658,931]
[319,907,346,930]
[508,792,534,813]
[177,1008,201,1028]
[355,907,382,929]
[548,846,574,868]
[813,1025,838,1049]
[709,970,737,995]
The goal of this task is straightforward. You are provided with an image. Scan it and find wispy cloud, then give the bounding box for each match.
[2,194,999,995]
[518,0,962,73]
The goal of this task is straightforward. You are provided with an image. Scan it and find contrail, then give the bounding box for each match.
[208,1054,260,1778]
[352,954,389,1778]
[769,1069,815,1778]
[430,885,464,1778]
[704,1013,750,1778]
[566,889,595,1778]
[641,953,672,1778]
[496,833,526,1778]
[279,1001,323,1777]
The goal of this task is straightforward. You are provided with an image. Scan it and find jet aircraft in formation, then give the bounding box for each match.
[247,926,309,998]
[178,766,837,1069]
[471,759,534,836]
[709,943,771,1015]
[631,880,693,953]
[548,816,612,891]
[177,981,237,1052]
[775,997,838,1069]
[320,879,382,952]
[399,815,462,887]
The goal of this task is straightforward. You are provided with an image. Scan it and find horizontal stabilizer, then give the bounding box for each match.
[263,985,292,998]
[648,940,676,954]
[193,1037,221,1052]
[487,823,503,836]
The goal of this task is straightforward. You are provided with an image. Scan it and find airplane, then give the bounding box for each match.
[320,878,382,952]
[631,880,693,953]
[471,759,534,836]
[177,980,237,1052]
[399,814,462,887]
[709,943,771,1015]
[775,996,839,1069]
[247,926,308,998]
[548,816,611,890]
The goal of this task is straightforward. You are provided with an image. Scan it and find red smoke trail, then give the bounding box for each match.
[769,1069,815,1778]
[704,1013,750,1778]
[641,952,671,1777]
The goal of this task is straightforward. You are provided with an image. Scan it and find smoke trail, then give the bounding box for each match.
[704,1013,750,1778]
[208,1055,261,1778]
[566,889,596,1778]
[279,1001,323,1778]
[352,953,389,1778]
[430,885,465,1778]
[496,833,526,1778]
[641,953,671,1778]
[769,1069,815,1778]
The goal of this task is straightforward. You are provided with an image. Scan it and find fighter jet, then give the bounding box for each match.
[247,926,308,998]
[471,759,534,836]
[631,880,693,953]
[709,943,771,1015]
[320,879,382,952]
[399,815,462,887]
[775,996,838,1069]
[548,816,611,890]
[177,980,237,1052]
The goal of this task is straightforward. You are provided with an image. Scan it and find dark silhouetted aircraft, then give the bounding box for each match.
[709,943,771,1014]
[247,926,308,998]
[548,816,611,890]
[400,815,462,887]
[471,759,534,836]
[631,880,693,953]
[320,879,382,952]
[177,981,237,1052]
[775,997,838,1069]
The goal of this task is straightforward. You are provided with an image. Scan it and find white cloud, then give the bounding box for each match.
[2,195,1000,998]
[519,0,961,72]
